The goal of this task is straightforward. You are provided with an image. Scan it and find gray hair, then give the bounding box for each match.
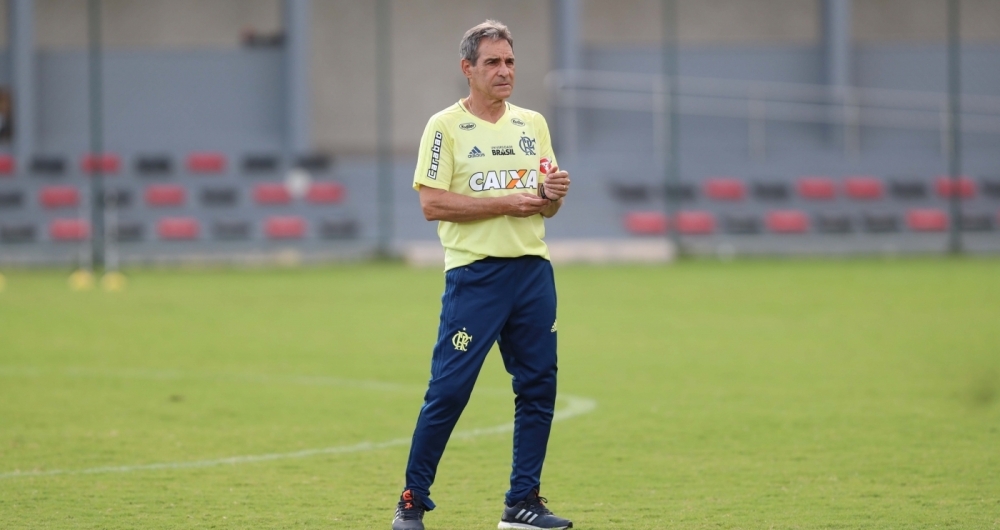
[459,19,513,65]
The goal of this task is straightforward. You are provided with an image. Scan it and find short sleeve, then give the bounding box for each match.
[534,113,558,180]
[413,116,453,191]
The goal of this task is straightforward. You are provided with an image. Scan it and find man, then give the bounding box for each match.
[392,19,573,530]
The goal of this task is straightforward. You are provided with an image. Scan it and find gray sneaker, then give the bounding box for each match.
[392,489,427,530]
[498,490,572,529]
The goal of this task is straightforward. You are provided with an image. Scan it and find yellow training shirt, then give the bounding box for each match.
[413,101,558,271]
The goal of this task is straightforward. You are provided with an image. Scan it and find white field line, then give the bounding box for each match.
[0,368,597,480]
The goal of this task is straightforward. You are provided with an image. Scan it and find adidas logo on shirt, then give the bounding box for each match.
[468,146,485,158]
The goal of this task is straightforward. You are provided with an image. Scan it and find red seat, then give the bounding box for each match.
[766,210,809,233]
[50,218,90,241]
[624,211,668,235]
[265,216,306,239]
[934,176,975,198]
[0,154,14,175]
[254,183,291,205]
[186,152,226,173]
[797,176,835,200]
[906,209,948,232]
[306,182,345,204]
[40,186,80,208]
[81,153,121,174]
[675,210,716,235]
[845,176,883,200]
[157,217,200,240]
[705,178,745,201]
[145,185,186,206]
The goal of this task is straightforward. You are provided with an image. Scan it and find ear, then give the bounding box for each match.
[460,58,473,81]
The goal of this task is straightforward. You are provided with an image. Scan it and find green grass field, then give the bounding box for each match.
[1,258,999,529]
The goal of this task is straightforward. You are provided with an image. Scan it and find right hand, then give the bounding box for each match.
[504,193,549,217]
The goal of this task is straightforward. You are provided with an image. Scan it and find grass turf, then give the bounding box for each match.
[0,258,998,529]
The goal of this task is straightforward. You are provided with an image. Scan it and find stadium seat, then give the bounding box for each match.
[0,223,35,243]
[816,213,852,234]
[49,218,90,241]
[265,216,306,239]
[81,153,121,175]
[624,211,667,235]
[724,214,760,234]
[0,154,14,175]
[157,217,199,240]
[705,178,746,201]
[297,152,333,172]
[320,219,358,239]
[664,182,697,201]
[906,209,948,232]
[889,178,927,199]
[243,153,280,174]
[31,155,66,176]
[135,154,173,176]
[102,189,131,208]
[40,186,80,208]
[863,213,899,233]
[201,187,239,206]
[610,182,651,202]
[675,210,716,235]
[752,180,789,201]
[145,185,186,206]
[934,176,975,199]
[253,183,291,205]
[981,178,1000,199]
[960,213,993,232]
[845,176,883,200]
[306,182,345,204]
[213,220,252,240]
[186,152,226,174]
[0,190,24,208]
[797,177,835,200]
[766,210,809,233]
[112,221,144,242]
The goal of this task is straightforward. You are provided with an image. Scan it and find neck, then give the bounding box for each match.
[463,93,505,123]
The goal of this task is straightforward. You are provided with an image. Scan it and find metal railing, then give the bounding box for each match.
[545,69,1000,161]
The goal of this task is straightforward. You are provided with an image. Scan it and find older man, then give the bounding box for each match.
[392,19,573,530]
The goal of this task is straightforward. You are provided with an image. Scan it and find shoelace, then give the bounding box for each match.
[396,500,424,521]
[524,495,554,516]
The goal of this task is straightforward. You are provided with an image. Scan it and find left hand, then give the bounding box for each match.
[541,166,570,201]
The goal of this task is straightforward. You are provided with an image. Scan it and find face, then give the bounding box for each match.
[462,38,515,102]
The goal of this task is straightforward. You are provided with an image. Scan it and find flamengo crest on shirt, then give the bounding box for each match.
[469,169,539,192]
[427,131,443,179]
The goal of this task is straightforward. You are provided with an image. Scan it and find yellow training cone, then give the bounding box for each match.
[68,269,95,291]
[101,271,127,292]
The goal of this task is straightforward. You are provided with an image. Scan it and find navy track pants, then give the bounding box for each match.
[404,256,558,509]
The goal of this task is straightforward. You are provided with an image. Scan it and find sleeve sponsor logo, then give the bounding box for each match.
[469,169,538,192]
[491,145,515,156]
[518,135,536,155]
[459,122,476,131]
[427,131,443,179]
[511,117,525,127]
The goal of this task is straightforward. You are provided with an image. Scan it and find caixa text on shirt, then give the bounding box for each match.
[427,131,443,179]
[468,169,539,191]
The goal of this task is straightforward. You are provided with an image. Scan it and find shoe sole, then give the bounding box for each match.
[498,522,570,530]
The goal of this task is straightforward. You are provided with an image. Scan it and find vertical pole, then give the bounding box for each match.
[283,0,311,157]
[946,0,962,254]
[823,0,852,145]
[553,0,581,159]
[10,0,37,165]
[662,0,680,254]
[87,0,105,271]
[375,0,393,257]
